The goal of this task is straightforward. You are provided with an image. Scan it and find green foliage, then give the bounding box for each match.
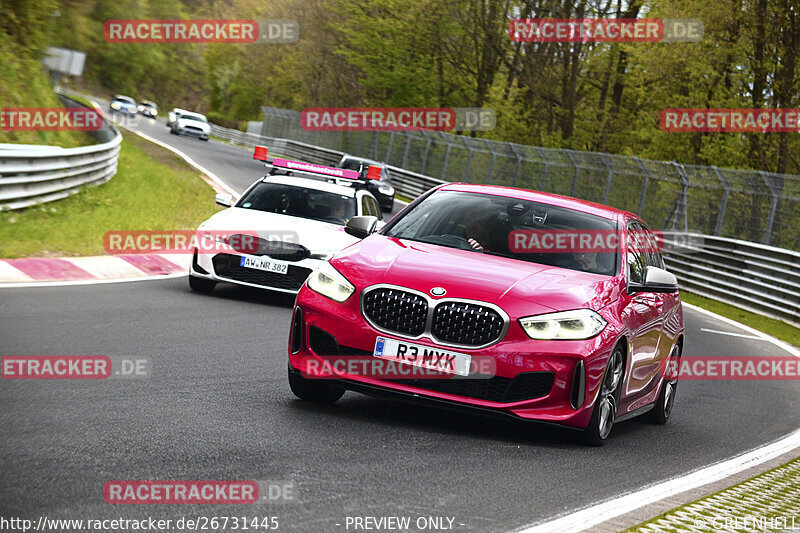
[41,0,800,175]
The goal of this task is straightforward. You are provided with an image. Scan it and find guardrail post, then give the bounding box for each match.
[759,171,779,245]
[441,136,453,180]
[634,157,650,216]
[536,147,549,190]
[420,132,433,175]
[667,161,689,232]
[401,133,413,169]
[567,151,579,197]
[385,131,395,163]
[601,154,613,204]
[712,166,730,236]
[485,139,497,184]
[509,143,523,186]
[463,142,474,182]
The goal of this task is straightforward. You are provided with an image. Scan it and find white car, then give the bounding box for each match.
[189,160,384,295]
[170,110,210,141]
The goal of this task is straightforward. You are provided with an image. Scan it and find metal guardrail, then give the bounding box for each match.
[0,95,122,210]
[210,122,800,326]
[256,108,800,251]
[663,234,800,326]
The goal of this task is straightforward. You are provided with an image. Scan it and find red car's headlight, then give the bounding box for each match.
[307,262,355,302]
[519,309,606,340]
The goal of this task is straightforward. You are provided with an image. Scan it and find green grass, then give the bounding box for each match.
[681,291,800,347]
[0,133,222,258]
[0,37,94,148]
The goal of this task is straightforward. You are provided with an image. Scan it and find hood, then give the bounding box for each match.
[333,235,623,316]
[177,117,209,130]
[200,207,359,255]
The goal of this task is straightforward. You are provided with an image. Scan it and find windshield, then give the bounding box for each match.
[140,101,156,108]
[384,190,618,276]
[115,96,135,104]
[181,113,207,123]
[236,182,356,225]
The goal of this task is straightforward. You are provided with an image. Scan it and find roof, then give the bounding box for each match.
[263,174,358,197]
[438,183,631,221]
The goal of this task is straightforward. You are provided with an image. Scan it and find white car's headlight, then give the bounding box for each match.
[307,262,355,302]
[111,102,120,109]
[519,309,606,340]
[378,185,394,195]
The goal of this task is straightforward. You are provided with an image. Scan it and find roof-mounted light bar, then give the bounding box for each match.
[271,157,360,180]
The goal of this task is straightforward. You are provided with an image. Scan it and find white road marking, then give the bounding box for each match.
[699,327,768,341]
[0,272,186,289]
[117,124,240,198]
[516,429,800,533]
[516,303,800,533]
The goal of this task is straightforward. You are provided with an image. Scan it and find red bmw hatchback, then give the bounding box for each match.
[287,183,684,445]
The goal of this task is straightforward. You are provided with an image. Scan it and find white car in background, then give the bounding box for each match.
[189,152,384,294]
[170,110,210,141]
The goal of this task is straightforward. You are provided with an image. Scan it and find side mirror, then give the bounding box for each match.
[631,266,679,293]
[215,193,233,207]
[345,216,378,239]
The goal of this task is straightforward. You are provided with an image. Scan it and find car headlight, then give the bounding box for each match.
[307,262,355,302]
[519,309,606,340]
[378,185,394,196]
[111,102,120,109]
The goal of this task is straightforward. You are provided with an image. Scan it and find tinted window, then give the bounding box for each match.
[181,113,207,123]
[237,182,356,225]
[383,190,618,275]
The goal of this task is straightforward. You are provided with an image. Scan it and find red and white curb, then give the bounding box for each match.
[0,254,189,286]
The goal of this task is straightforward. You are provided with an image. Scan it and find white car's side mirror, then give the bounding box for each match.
[215,193,233,207]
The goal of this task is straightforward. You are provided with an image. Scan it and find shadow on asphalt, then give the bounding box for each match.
[177,278,297,308]
[286,394,592,447]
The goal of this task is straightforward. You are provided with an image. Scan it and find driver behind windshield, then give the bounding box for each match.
[465,212,502,252]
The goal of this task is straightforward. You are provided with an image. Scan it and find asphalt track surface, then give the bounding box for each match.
[1,112,799,532]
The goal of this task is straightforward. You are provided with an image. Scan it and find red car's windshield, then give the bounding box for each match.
[384,190,619,276]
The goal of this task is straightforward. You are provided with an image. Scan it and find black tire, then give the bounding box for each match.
[288,364,344,404]
[201,137,209,142]
[645,344,680,425]
[582,346,625,446]
[188,274,216,293]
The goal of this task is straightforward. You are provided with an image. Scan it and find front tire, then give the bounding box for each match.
[645,344,680,425]
[288,364,344,404]
[583,346,625,446]
[188,274,216,293]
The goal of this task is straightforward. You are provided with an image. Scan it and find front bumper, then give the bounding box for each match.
[176,127,209,139]
[191,250,322,295]
[289,285,618,429]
